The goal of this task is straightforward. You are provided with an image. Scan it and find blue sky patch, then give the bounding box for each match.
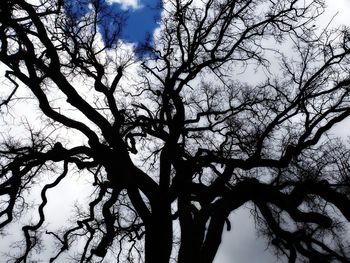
[64,0,162,47]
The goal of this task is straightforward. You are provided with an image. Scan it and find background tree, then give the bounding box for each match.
[0,0,350,262]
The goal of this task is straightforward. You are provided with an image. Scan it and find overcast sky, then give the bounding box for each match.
[219,1,350,262]
[109,1,350,262]
[65,1,350,262]
[1,0,350,262]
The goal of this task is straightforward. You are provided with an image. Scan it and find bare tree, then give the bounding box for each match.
[0,0,350,262]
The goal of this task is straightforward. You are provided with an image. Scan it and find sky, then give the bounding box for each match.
[0,0,350,262]
[64,0,350,47]
[63,1,350,262]
[217,2,350,262]
[65,0,162,46]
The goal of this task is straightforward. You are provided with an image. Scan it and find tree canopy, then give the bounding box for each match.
[0,0,350,262]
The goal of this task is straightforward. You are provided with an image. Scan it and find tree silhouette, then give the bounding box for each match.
[0,0,350,262]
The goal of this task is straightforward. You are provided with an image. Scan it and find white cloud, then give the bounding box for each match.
[106,0,143,10]
[214,206,279,263]
[322,0,350,27]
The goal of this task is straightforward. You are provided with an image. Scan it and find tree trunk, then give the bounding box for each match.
[144,204,173,263]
